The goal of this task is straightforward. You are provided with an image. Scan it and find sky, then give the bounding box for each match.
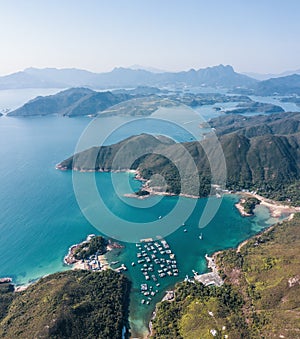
[0,0,300,75]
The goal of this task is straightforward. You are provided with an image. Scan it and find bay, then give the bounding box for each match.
[0,90,282,337]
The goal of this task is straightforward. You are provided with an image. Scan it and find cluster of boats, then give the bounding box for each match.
[133,239,179,305]
[140,284,159,305]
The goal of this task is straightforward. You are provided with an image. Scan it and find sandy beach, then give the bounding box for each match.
[235,191,300,218]
[234,198,252,217]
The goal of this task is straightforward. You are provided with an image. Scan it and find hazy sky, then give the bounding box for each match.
[0,0,300,75]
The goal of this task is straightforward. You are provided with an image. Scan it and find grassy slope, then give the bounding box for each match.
[0,270,131,339]
[217,214,300,338]
[152,214,300,339]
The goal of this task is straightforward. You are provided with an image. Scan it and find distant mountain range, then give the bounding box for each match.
[0,65,257,90]
[244,69,300,80]
[1,64,299,96]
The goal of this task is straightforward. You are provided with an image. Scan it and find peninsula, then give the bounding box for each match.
[57,112,300,204]
[151,214,300,338]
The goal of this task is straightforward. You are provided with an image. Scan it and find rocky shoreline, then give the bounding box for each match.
[234,191,300,218]
[64,234,123,271]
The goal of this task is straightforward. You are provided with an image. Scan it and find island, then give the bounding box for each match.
[235,196,261,216]
[7,83,257,118]
[281,96,300,107]
[64,234,124,272]
[223,101,284,114]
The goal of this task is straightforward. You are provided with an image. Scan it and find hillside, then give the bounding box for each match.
[208,111,300,137]
[57,112,300,201]
[151,214,300,338]
[7,88,130,117]
[7,87,256,118]
[0,270,131,339]
[254,74,300,96]
[223,101,284,115]
[234,74,300,96]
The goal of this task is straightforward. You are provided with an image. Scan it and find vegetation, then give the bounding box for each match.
[253,74,300,96]
[0,270,131,339]
[135,189,150,196]
[74,235,108,260]
[0,283,14,322]
[152,214,300,338]
[224,101,284,115]
[58,111,300,203]
[151,282,247,338]
[241,197,261,215]
[8,88,130,117]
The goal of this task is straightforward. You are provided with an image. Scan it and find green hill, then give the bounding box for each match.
[57,112,300,202]
[151,214,300,338]
[0,270,130,339]
[7,88,130,117]
[209,111,300,137]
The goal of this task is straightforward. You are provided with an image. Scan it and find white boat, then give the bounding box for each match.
[199,233,203,240]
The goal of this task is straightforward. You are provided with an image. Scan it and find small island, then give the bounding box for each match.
[223,101,284,115]
[64,234,123,271]
[236,196,261,216]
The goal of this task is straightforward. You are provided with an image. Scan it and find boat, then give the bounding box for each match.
[199,233,203,240]
[158,215,162,219]
[131,262,135,266]
[184,229,187,232]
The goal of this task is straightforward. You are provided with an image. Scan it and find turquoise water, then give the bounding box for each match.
[0,93,281,337]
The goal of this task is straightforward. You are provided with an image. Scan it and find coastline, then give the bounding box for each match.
[234,198,253,216]
[63,234,125,272]
[56,166,203,200]
[148,193,300,338]
[234,191,300,218]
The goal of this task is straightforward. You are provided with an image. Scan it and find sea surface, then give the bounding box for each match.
[0,89,288,337]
